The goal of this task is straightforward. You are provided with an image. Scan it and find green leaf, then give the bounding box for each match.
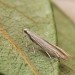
[0,0,59,75]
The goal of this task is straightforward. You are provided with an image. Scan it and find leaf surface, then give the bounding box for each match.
[0,0,59,75]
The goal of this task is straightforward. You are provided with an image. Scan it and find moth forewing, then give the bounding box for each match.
[49,43,71,59]
[45,40,71,60]
[24,29,71,60]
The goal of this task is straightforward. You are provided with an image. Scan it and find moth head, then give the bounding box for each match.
[24,29,28,34]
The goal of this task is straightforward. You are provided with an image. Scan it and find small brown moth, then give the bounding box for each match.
[24,29,71,60]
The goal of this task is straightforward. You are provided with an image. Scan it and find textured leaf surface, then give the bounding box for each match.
[0,0,59,75]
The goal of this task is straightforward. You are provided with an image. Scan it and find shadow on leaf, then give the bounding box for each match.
[59,63,75,75]
[0,73,5,75]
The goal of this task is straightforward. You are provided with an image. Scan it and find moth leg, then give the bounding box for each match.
[46,51,51,59]
[25,42,28,47]
[55,51,60,58]
[32,46,36,54]
[46,51,54,75]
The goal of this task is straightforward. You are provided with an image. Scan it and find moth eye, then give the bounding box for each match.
[24,29,28,33]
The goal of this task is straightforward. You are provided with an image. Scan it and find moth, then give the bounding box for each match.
[24,29,71,60]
